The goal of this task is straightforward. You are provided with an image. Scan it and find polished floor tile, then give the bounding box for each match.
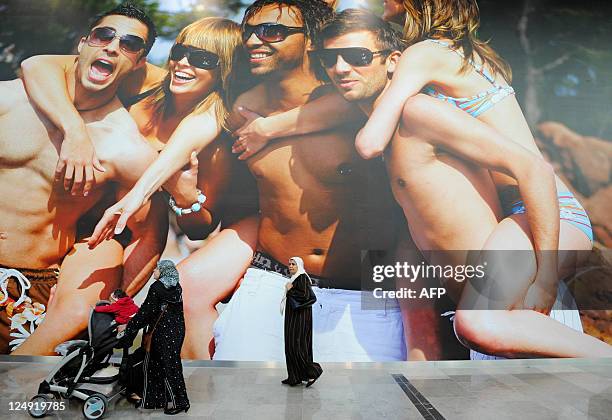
[0,357,611,419]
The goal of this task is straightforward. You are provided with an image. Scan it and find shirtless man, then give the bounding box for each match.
[182,0,437,362]
[316,9,612,358]
[2,4,167,355]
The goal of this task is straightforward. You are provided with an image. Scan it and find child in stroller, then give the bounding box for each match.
[93,289,139,334]
[92,289,143,404]
[28,301,142,419]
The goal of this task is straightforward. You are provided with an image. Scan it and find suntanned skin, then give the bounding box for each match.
[20,20,246,360]
[0,81,156,268]
[235,5,402,286]
[232,7,583,309]
[21,54,166,196]
[2,79,163,355]
[325,30,612,358]
[200,4,440,361]
[3,15,167,355]
[121,78,233,241]
[20,54,230,238]
[120,61,168,101]
[20,50,231,241]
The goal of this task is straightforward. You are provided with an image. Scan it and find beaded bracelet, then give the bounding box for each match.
[168,189,207,217]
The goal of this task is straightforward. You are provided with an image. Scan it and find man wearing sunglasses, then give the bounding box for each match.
[317,9,600,361]
[202,0,420,363]
[20,3,159,199]
[1,3,167,355]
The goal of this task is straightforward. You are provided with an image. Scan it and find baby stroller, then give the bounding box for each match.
[28,302,140,419]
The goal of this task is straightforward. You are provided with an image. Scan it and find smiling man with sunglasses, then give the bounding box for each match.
[19,4,158,198]
[1,3,167,356]
[199,0,415,364]
[316,9,607,362]
[241,2,313,78]
[76,6,155,102]
[316,46,395,101]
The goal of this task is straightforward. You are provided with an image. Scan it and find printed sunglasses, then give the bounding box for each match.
[87,27,146,55]
[170,44,220,70]
[316,47,392,68]
[242,23,305,43]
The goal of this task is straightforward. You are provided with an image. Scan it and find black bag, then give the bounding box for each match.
[120,347,145,395]
[287,280,317,310]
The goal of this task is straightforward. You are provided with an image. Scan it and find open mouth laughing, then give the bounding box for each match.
[88,58,115,83]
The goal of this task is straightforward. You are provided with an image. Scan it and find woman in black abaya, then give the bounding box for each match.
[282,257,323,387]
[123,260,190,414]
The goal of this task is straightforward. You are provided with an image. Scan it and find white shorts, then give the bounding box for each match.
[471,281,583,360]
[212,268,406,362]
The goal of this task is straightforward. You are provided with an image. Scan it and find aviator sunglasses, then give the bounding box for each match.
[242,23,305,43]
[87,27,146,55]
[170,44,221,70]
[316,47,392,68]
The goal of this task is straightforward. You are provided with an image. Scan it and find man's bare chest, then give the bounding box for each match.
[0,106,62,180]
[248,131,368,186]
[0,105,120,192]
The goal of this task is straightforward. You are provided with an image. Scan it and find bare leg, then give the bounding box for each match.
[179,215,259,359]
[454,309,612,358]
[12,239,123,355]
[455,215,612,357]
[394,233,443,360]
[395,94,610,357]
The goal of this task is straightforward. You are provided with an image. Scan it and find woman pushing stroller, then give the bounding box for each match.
[120,260,189,415]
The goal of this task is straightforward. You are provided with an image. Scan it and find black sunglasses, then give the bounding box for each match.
[316,47,392,68]
[170,44,220,70]
[87,27,146,55]
[242,23,305,43]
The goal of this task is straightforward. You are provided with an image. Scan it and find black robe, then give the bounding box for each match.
[284,274,323,383]
[124,280,189,410]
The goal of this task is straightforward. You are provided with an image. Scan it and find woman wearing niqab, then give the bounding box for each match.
[123,260,190,414]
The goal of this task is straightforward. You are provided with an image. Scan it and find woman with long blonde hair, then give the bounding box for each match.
[385,0,510,77]
[92,17,250,238]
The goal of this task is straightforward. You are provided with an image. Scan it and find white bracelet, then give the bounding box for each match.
[168,189,207,217]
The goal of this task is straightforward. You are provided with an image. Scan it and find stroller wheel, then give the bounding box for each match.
[28,394,51,418]
[82,393,108,420]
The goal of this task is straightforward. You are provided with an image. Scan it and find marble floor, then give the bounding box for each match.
[0,357,611,419]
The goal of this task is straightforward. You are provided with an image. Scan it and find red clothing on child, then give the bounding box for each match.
[94,297,139,324]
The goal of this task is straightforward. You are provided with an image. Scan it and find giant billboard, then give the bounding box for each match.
[0,0,610,361]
